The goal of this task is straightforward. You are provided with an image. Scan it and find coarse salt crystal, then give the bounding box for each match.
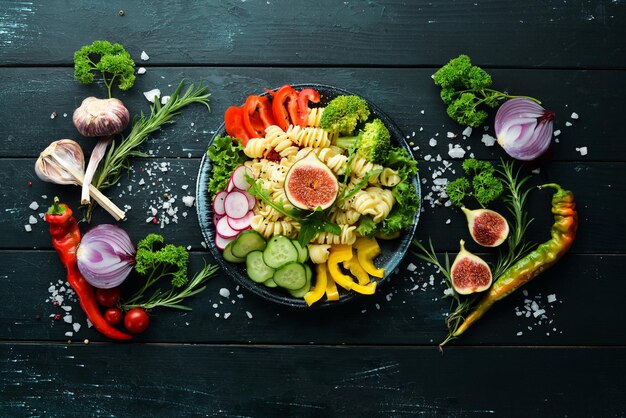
[406,263,417,272]
[462,126,473,137]
[143,89,161,103]
[137,67,147,75]
[246,311,253,319]
[29,215,37,224]
[532,168,541,174]
[553,129,561,137]
[576,146,588,156]
[565,121,572,127]
[447,144,466,159]
[570,112,579,119]
[481,134,497,147]
[516,331,523,336]
[73,323,81,332]
[65,331,73,337]
[24,225,32,232]
[429,138,437,147]
[161,95,171,105]
[443,288,455,296]
[141,51,150,60]
[445,219,451,224]
[420,110,425,114]
[63,315,73,324]
[29,201,39,210]
[446,132,456,138]
[219,288,231,298]
[547,294,557,303]
[533,309,546,318]
[182,196,195,207]
[224,313,231,319]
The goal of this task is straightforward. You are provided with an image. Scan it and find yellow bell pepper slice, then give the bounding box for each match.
[327,245,355,291]
[351,281,377,295]
[325,268,340,301]
[304,263,328,306]
[343,251,370,285]
[354,237,384,278]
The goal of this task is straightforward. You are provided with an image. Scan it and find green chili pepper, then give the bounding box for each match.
[453,183,578,337]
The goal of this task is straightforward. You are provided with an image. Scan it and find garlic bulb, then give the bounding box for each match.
[35,139,126,221]
[73,97,130,137]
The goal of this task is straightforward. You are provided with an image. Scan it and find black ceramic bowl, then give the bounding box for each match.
[196,84,420,308]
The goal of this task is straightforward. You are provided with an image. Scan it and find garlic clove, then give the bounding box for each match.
[73,97,130,138]
[35,139,85,185]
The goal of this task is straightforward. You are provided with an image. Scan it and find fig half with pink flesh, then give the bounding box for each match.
[462,207,509,247]
[450,240,493,295]
[284,152,338,211]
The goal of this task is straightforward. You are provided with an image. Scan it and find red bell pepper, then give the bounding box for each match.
[46,198,132,341]
[243,95,275,138]
[271,84,300,131]
[296,88,320,127]
[224,106,250,145]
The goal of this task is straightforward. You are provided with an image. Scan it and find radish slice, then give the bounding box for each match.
[227,211,253,230]
[215,234,235,250]
[224,191,249,219]
[227,177,235,192]
[231,166,253,190]
[216,216,239,238]
[213,191,228,216]
[243,191,256,210]
[213,213,223,226]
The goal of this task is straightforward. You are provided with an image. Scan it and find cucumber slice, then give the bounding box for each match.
[273,262,307,290]
[223,241,245,263]
[246,251,275,283]
[291,239,309,263]
[263,277,278,288]
[288,264,313,298]
[232,230,266,258]
[263,236,298,269]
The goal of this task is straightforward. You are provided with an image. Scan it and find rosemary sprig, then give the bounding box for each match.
[121,263,219,311]
[86,80,210,220]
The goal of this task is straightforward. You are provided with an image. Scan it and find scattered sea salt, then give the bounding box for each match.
[429,138,437,147]
[219,288,231,298]
[63,315,73,324]
[161,95,171,105]
[224,313,231,319]
[570,112,579,119]
[406,263,417,272]
[143,89,161,103]
[446,131,456,138]
[182,196,195,207]
[137,67,147,75]
[576,147,588,156]
[72,323,81,333]
[29,201,39,210]
[140,51,150,61]
[481,134,497,147]
[445,219,451,224]
[461,126,472,137]
[565,121,572,127]
[246,311,253,319]
[516,331,523,337]
[24,225,32,232]
[553,129,561,137]
[28,215,37,224]
[547,294,557,303]
[447,144,466,159]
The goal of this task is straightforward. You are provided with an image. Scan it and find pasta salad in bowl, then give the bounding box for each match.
[196,84,420,308]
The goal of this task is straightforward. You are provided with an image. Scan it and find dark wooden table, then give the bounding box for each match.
[2,1,625,416]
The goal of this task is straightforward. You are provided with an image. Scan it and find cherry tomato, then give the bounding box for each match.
[297,88,320,127]
[124,308,150,334]
[224,106,250,145]
[104,307,123,325]
[95,287,121,307]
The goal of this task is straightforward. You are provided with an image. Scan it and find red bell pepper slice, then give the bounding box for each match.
[296,88,321,127]
[271,85,300,131]
[224,106,250,145]
[243,95,275,138]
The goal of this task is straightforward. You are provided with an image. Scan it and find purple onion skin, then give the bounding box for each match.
[495,98,555,161]
[77,224,135,289]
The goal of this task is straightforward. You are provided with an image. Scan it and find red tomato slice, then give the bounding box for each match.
[271,85,299,131]
[297,88,320,127]
[224,106,250,145]
[243,95,275,138]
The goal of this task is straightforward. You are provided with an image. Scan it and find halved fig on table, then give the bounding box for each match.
[462,207,509,247]
[450,240,492,295]
[284,152,338,211]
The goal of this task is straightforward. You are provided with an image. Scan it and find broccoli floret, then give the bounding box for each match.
[445,159,503,207]
[135,234,189,288]
[433,54,540,127]
[335,118,391,164]
[74,40,136,98]
[320,95,370,135]
[446,178,470,207]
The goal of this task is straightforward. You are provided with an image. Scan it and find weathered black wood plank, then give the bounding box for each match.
[0,67,619,161]
[2,343,625,417]
[1,1,625,69]
[2,159,621,253]
[1,252,622,345]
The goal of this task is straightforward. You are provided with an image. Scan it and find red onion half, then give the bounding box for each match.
[495,98,555,161]
[77,224,135,289]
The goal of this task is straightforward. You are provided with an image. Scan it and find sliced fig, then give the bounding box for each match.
[284,151,338,211]
[462,207,509,247]
[450,240,492,295]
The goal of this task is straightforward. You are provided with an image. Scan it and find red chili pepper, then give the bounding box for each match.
[45,198,132,341]
[296,88,320,127]
[243,95,275,138]
[271,85,300,131]
[224,106,250,145]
